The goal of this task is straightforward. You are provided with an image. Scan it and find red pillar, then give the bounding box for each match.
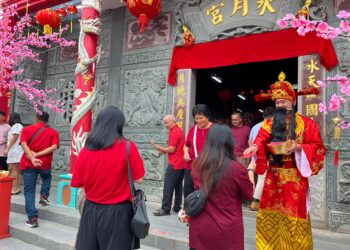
[70,0,101,173]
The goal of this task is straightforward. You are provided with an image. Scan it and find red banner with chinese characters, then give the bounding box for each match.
[172,70,189,131]
[299,55,325,134]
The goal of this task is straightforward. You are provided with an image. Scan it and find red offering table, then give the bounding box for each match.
[0,177,15,239]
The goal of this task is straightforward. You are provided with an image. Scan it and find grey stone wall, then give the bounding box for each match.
[119,2,178,202]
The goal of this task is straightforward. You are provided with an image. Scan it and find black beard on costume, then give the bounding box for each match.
[270,107,297,166]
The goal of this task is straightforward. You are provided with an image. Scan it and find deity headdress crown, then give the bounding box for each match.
[270,72,296,101]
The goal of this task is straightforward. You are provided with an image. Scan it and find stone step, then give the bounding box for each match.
[9,212,76,250]
[11,195,80,228]
[10,192,350,250]
[8,211,161,250]
[0,237,46,250]
[10,195,186,249]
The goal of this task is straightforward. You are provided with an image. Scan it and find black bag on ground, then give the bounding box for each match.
[184,189,207,218]
[126,140,150,239]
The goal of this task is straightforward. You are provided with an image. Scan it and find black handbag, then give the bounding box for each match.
[126,140,150,239]
[184,189,207,218]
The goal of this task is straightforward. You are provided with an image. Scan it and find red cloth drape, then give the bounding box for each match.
[168,28,338,85]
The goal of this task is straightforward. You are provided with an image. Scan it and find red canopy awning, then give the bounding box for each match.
[168,28,339,85]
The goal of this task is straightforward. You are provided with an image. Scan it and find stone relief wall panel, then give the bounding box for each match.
[93,69,110,116]
[139,149,165,181]
[309,170,327,224]
[123,2,176,55]
[327,150,350,232]
[338,162,350,203]
[325,37,350,232]
[126,12,172,51]
[119,2,178,201]
[122,49,173,66]
[122,67,168,127]
[52,144,70,173]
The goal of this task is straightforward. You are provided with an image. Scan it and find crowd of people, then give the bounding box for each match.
[147,73,325,250]
[3,73,325,250]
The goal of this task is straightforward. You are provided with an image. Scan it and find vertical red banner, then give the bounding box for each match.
[172,70,189,131]
[299,55,325,134]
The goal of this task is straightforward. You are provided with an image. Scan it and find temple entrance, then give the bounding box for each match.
[195,57,298,126]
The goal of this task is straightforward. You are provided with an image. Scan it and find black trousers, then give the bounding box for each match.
[76,199,140,250]
[184,169,194,198]
[161,165,184,212]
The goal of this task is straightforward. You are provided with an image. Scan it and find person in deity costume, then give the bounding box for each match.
[243,72,326,249]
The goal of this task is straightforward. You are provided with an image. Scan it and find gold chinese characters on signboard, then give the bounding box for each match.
[300,55,324,135]
[173,71,188,130]
[207,0,277,25]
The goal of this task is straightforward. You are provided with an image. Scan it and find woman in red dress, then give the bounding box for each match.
[189,124,254,250]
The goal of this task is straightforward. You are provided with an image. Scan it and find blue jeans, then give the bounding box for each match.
[22,168,52,219]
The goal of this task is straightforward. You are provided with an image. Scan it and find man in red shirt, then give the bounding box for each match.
[20,112,59,228]
[150,115,185,216]
[231,111,251,167]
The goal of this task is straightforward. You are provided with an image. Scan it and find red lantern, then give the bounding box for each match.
[66,5,78,33]
[56,8,67,34]
[126,0,162,33]
[67,5,78,15]
[56,8,67,17]
[35,8,61,34]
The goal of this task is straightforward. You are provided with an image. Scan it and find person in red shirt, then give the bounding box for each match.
[184,104,213,198]
[189,124,253,250]
[20,112,59,228]
[150,115,185,216]
[231,111,251,167]
[71,106,145,250]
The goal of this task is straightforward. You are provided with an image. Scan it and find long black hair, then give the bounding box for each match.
[9,113,22,126]
[85,106,125,150]
[270,107,296,166]
[193,124,235,193]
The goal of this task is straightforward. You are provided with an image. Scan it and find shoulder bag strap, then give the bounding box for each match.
[28,125,48,146]
[126,140,136,200]
[193,125,198,158]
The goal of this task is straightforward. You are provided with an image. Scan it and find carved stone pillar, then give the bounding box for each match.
[70,0,102,172]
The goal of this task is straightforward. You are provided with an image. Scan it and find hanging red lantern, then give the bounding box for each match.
[56,8,67,18]
[56,8,67,34]
[126,0,162,33]
[35,8,61,34]
[66,5,78,33]
[67,5,78,15]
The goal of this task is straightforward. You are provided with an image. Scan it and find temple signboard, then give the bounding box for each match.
[200,0,285,37]
[299,54,325,136]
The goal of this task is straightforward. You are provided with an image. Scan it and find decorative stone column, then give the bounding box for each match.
[70,0,102,172]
